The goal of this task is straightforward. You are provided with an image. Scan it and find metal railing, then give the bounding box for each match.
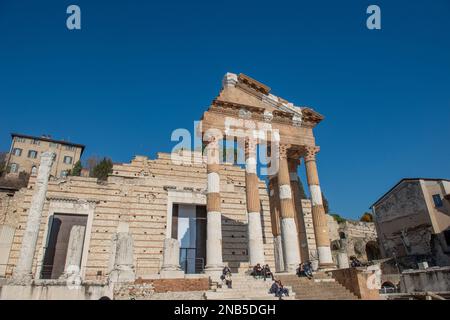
[179,248,205,274]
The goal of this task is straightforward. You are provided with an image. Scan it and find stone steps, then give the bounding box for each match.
[205,275,295,300]
[276,274,359,300]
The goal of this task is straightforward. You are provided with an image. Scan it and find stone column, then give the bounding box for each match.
[303,146,334,267]
[245,138,265,266]
[160,238,184,278]
[13,151,55,283]
[288,158,309,263]
[109,231,135,283]
[268,177,284,272]
[204,135,223,278]
[61,225,86,281]
[277,144,301,272]
[337,239,349,269]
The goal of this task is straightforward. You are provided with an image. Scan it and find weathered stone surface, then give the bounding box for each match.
[61,225,86,282]
[12,152,55,284]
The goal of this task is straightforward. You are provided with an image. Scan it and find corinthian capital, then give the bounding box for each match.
[279,144,290,160]
[303,146,320,162]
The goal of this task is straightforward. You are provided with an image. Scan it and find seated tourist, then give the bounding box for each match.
[276,280,289,298]
[303,261,313,279]
[296,263,305,277]
[262,264,274,281]
[269,280,279,295]
[252,263,263,279]
[350,256,362,268]
[221,266,232,288]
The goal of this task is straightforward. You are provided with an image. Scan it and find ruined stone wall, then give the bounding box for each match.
[328,216,379,263]
[5,152,275,280]
[0,188,27,227]
[374,180,433,259]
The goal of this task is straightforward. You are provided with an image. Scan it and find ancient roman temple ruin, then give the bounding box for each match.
[0,72,338,299]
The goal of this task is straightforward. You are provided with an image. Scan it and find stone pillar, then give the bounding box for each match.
[12,151,55,283]
[160,238,184,278]
[303,146,334,267]
[288,158,309,263]
[337,239,349,269]
[277,144,301,273]
[245,138,265,266]
[61,225,86,281]
[204,135,223,278]
[269,177,284,272]
[109,231,135,283]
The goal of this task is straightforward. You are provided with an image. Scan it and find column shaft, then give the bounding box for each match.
[269,177,284,272]
[13,152,54,283]
[288,158,309,263]
[205,137,223,274]
[304,146,334,267]
[245,139,265,266]
[277,145,301,272]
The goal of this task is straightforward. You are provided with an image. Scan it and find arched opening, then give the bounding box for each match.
[366,241,381,261]
[339,232,346,239]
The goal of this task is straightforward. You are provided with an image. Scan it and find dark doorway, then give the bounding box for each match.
[41,213,87,279]
[366,241,381,261]
[172,204,207,274]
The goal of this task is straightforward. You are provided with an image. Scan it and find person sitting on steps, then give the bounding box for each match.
[350,256,363,268]
[275,280,289,298]
[262,264,274,281]
[252,263,263,279]
[269,280,279,296]
[303,261,313,279]
[220,265,232,289]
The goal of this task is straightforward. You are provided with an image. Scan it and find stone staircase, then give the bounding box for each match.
[205,274,295,300]
[276,272,359,300]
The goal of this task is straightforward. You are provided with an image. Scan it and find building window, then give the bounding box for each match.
[31,166,37,175]
[28,150,38,159]
[12,148,22,156]
[15,137,26,143]
[60,170,68,178]
[49,142,58,148]
[432,194,443,207]
[9,163,19,173]
[65,145,76,151]
[63,156,73,164]
[31,139,40,145]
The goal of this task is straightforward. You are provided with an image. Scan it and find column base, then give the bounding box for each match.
[108,266,135,284]
[160,269,185,279]
[204,265,223,282]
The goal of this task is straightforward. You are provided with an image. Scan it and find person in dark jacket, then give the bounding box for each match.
[262,264,274,281]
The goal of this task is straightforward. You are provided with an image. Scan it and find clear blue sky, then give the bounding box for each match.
[0,0,449,219]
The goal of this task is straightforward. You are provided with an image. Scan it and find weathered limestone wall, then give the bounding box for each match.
[0,282,112,300]
[374,180,433,258]
[331,268,381,300]
[0,188,27,227]
[5,152,275,280]
[400,267,450,293]
[328,216,379,264]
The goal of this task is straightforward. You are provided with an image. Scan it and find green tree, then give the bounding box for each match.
[330,213,346,224]
[69,161,83,176]
[92,158,113,181]
[360,212,374,222]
